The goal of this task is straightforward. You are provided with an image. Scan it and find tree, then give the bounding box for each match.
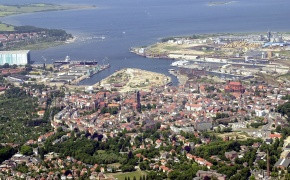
[276,125,281,133]
[128,151,134,159]
[277,102,290,123]
[25,64,32,71]
[2,63,9,68]
[15,163,29,173]
[139,161,149,170]
[168,170,180,179]
[0,145,16,163]
[249,176,256,180]
[20,145,33,156]
[257,160,266,169]
[121,164,134,172]
[184,146,191,152]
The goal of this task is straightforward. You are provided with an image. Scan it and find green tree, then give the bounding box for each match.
[20,145,33,156]
[2,63,9,68]
[249,176,256,180]
[15,163,29,173]
[276,125,282,133]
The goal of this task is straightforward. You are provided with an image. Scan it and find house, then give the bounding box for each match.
[37,110,46,117]
[159,165,170,173]
[274,158,290,170]
[225,81,245,93]
[155,139,162,148]
[196,170,226,180]
[195,157,213,169]
[0,86,6,92]
[269,133,282,139]
[252,142,261,148]
[194,121,212,131]
[225,151,238,161]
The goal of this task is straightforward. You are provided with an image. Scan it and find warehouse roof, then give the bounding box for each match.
[0,50,30,54]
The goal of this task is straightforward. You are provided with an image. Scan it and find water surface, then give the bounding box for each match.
[0,0,290,85]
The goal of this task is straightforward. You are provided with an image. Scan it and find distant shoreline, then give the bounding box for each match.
[131,31,290,60]
[207,1,237,6]
[0,3,95,51]
[0,3,97,18]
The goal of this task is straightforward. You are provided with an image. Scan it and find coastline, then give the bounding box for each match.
[0,4,97,18]
[0,3,95,51]
[95,68,172,92]
[8,36,77,51]
[131,32,290,61]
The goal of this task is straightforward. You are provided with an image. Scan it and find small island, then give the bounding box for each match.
[207,1,236,6]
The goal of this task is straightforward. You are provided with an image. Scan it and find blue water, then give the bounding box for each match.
[0,0,290,85]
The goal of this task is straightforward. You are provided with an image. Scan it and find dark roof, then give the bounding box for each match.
[274,159,290,168]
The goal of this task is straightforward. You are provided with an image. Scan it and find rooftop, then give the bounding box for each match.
[0,50,30,54]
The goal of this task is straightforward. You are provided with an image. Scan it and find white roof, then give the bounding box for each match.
[0,50,30,54]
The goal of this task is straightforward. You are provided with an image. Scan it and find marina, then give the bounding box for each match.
[29,56,111,87]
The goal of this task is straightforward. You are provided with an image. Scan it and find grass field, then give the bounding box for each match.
[216,131,251,141]
[9,41,66,50]
[0,4,73,17]
[0,23,14,31]
[278,72,290,82]
[256,73,280,86]
[109,171,147,180]
[0,3,96,18]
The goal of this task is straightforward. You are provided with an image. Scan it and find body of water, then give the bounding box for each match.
[0,0,290,85]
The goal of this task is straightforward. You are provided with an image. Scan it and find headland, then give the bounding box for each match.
[98,68,172,92]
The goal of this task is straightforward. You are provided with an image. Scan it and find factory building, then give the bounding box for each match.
[0,50,30,65]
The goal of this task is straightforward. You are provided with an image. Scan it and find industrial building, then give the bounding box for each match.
[0,50,30,65]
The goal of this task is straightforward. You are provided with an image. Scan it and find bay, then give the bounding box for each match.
[0,0,290,85]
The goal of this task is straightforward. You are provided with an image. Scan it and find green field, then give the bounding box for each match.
[110,171,147,180]
[0,23,14,31]
[216,131,251,141]
[0,4,79,17]
[9,41,67,51]
[0,3,95,17]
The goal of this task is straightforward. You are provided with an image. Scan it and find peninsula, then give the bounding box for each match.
[0,3,95,18]
[98,68,171,92]
[0,3,96,50]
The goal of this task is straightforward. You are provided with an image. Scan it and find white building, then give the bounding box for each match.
[0,50,30,65]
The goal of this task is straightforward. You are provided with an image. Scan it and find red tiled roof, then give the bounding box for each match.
[269,133,282,138]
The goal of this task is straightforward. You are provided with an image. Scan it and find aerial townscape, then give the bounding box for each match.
[0,1,290,180]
